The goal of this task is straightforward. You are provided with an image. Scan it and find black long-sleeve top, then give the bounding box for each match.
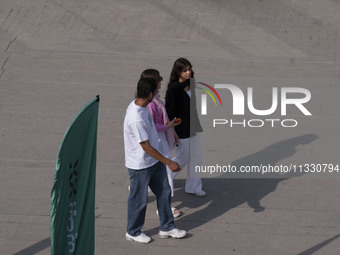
[165,79,203,139]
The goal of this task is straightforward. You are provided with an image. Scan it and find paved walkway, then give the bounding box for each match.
[1,0,340,254]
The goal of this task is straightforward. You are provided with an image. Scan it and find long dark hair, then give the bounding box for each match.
[167,58,194,88]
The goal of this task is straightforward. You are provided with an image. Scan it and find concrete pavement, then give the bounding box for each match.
[1,0,340,254]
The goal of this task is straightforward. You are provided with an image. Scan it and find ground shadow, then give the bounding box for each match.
[168,134,318,231]
[297,233,340,255]
[12,237,50,255]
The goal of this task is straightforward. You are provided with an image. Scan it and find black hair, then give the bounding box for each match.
[168,58,194,88]
[136,77,158,99]
[140,69,163,82]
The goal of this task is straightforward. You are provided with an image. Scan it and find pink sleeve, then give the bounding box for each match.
[148,102,167,132]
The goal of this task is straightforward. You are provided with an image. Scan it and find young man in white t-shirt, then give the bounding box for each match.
[124,77,187,243]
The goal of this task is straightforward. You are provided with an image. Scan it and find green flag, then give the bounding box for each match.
[50,96,99,255]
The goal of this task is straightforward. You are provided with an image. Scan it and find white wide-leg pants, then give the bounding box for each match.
[172,133,203,194]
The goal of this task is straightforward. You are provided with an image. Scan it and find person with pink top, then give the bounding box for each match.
[141,69,182,218]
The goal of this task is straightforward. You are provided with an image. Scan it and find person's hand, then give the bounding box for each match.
[166,118,181,128]
[167,160,181,172]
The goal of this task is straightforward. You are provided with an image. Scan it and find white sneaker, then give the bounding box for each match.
[159,228,187,239]
[125,232,151,243]
[194,190,206,197]
[186,190,206,197]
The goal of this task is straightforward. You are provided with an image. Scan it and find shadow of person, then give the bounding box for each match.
[169,133,318,232]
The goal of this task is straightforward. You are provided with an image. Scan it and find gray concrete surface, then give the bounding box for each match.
[1,0,340,254]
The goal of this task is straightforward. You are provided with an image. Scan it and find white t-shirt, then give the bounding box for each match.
[124,100,159,170]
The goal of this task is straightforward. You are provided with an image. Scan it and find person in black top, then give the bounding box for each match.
[165,58,206,197]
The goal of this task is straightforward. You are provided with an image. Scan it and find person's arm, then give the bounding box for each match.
[148,102,167,132]
[173,130,179,144]
[140,140,180,172]
[165,88,177,121]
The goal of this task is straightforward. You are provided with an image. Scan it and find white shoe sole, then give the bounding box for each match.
[125,235,151,243]
[159,234,186,239]
[159,231,186,239]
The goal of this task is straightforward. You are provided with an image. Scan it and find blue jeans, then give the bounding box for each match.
[127,161,175,236]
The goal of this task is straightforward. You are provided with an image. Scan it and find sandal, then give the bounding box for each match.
[156,207,181,218]
[172,207,181,218]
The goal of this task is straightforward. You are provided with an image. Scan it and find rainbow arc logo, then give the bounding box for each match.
[197,82,222,115]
